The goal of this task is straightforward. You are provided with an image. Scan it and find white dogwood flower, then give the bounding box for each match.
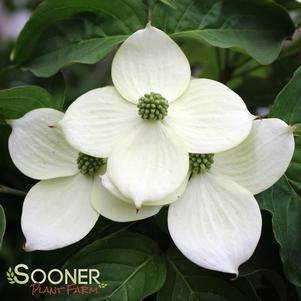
[168,118,295,274]
[8,108,161,251]
[60,24,254,208]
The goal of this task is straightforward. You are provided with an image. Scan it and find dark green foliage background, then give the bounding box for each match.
[0,0,301,300]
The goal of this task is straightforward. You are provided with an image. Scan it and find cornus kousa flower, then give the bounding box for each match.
[7,108,163,251]
[168,118,295,274]
[61,24,254,208]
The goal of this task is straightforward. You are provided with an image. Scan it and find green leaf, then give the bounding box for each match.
[180,39,220,80]
[0,65,66,110]
[270,66,301,125]
[247,270,287,301]
[275,0,301,10]
[157,247,260,301]
[239,212,288,301]
[239,211,283,276]
[257,176,301,287]
[60,231,166,300]
[152,0,294,65]
[159,0,176,8]
[286,126,301,196]
[13,0,147,77]
[297,286,301,300]
[270,67,301,195]
[13,0,293,77]
[37,73,66,110]
[0,85,56,119]
[0,205,6,249]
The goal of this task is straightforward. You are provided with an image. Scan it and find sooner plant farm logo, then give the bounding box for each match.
[6,264,107,297]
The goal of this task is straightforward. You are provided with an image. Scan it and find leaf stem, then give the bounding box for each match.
[231,48,301,80]
[224,48,230,67]
[0,65,17,77]
[278,48,301,60]
[231,64,264,79]
[0,185,26,197]
[233,56,252,69]
[229,51,241,65]
[215,47,222,75]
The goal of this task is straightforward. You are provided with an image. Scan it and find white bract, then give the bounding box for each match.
[61,24,254,208]
[168,119,295,274]
[8,108,161,251]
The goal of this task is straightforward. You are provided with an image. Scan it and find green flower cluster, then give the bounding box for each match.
[137,92,169,120]
[77,152,106,176]
[189,153,214,174]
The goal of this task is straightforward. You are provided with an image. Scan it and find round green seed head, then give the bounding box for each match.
[189,153,214,174]
[77,153,106,176]
[137,92,169,120]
